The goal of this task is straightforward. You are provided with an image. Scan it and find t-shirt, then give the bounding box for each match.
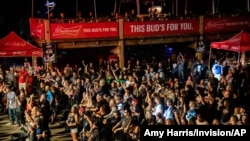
[212,64,222,75]
[46,90,54,104]
[18,71,28,83]
[7,91,17,109]
[27,76,33,85]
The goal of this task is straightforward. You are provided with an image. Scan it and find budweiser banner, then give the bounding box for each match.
[123,19,200,37]
[204,16,250,32]
[50,22,119,39]
[29,18,45,39]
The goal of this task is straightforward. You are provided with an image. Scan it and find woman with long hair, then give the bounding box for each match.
[66,104,79,141]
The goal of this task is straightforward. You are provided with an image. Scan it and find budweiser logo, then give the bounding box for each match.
[12,51,26,56]
[231,46,239,50]
[205,20,226,29]
[0,52,6,55]
[5,42,26,47]
[221,44,229,49]
[32,51,42,55]
[31,24,43,37]
[53,25,81,36]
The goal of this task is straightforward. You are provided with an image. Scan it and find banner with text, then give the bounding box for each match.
[123,19,200,37]
[42,43,57,63]
[29,18,45,39]
[204,16,250,33]
[50,22,119,39]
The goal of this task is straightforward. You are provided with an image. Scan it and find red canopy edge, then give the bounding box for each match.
[0,31,43,57]
[210,30,250,53]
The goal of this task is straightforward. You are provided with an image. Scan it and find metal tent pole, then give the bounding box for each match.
[247,0,250,12]
[94,0,97,19]
[208,47,212,70]
[212,0,215,14]
[31,0,34,17]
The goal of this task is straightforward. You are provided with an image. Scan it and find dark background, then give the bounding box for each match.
[0,0,248,37]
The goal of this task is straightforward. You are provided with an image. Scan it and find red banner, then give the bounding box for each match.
[204,16,250,32]
[50,22,119,39]
[123,19,200,37]
[29,18,45,39]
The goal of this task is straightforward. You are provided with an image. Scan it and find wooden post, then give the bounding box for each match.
[32,56,37,67]
[118,18,125,69]
[44,19,52,69]
[196,15,204,60]
[118,41,125,69]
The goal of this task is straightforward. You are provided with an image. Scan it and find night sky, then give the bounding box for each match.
[0,0,115,37]
[1,0,247,18]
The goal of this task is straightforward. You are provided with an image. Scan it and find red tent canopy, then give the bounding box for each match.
[0,31,43,57]
[210,30,250,53]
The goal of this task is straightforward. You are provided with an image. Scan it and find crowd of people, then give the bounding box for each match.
[48,8,145,24]
[0,50,249,141]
